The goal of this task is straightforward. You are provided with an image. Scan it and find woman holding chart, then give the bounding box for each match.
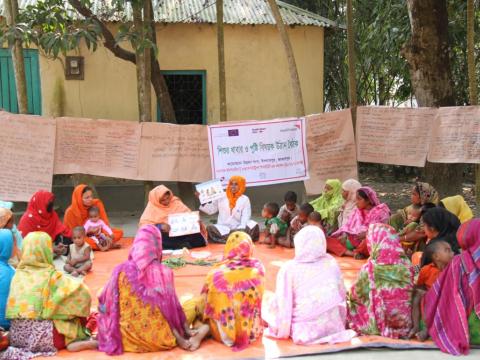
[198,176,259,244]
[139,185,206,249]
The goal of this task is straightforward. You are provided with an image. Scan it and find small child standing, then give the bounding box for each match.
[261,202,288,248]
[278,191,299,224]
[84,206,114,251]
[286,203,314,247]
[64,226,92,277]
[409,240,454,341]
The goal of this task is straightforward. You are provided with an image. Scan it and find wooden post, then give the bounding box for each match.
[346,0,357,129]
[4,0,28,114]
[216,0,227,122]
[267,0,305,116]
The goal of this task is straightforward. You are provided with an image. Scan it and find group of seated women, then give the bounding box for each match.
[0,178,478,358]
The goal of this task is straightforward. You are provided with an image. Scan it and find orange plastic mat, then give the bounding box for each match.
[45,238,437,359]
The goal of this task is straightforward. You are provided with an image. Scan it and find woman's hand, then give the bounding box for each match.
[357,232,366,240]
[194,191,200,199]
[161,223,171,233]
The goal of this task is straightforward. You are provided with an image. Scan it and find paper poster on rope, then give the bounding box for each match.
[304,110,358,195]
[356,106,435,167]
[0,112,56,202]
[428,106,480,163]
[207,118,309,186]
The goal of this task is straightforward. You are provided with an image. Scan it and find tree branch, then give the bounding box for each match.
[67,0,136,63]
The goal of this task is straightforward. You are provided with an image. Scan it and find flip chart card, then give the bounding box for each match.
[0,112,56,201]
[138,122,212,182]
[304,110,358,195]
[54,117,141,178]
[208,118,309,186]
[356,106,435,167]
[168,211,200,237]
[195,179,224,204]
[427,106,480,163]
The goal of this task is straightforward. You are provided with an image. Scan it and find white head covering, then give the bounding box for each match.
[338,179,362,227]
[293,225,327,263]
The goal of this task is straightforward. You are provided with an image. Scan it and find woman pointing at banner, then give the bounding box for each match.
[197,176,259,243]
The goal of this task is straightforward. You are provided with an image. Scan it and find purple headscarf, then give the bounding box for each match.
[97,225,186,355]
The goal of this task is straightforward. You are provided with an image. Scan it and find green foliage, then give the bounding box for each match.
[0,0,157,58]
[284,0,480,108]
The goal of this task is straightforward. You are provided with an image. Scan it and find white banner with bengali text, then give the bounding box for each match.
[207,118,309,186]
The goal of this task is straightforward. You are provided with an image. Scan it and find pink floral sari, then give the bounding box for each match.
[263,226,356,344]
[97,225,186,355]
[348,223,414,338]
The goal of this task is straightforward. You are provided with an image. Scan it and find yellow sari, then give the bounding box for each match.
[202,232,265,351]
[6,232,91,344]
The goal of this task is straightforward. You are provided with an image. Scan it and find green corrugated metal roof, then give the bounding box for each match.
[0,0,337,28]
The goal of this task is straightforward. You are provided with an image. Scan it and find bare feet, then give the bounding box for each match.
[408,326,419,339]
[72,270,80,277]
[176,336,192,351]
[67,339,98,352]
[416,329,429,342]
[188,324,210,351]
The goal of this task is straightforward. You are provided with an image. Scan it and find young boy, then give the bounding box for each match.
[286,203,314,248]
[278,191,299,224]
[307,211,323,229]
[64,226,92,277]
[261,202,288,248]
[409,240,454,341]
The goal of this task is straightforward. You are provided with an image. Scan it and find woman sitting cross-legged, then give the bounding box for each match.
[97,225,209,355]
[2,232,97,359]
[263,225,356,345]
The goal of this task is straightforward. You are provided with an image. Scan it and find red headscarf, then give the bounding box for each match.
[18,190,71,239]
[63,184,110,230]
[226,176,246,210]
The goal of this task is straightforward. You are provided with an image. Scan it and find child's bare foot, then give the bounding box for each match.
[416,329,428,342]
[176,336,192,351]
[71,270,80,277]
[188,324,210,351]
[67,339,98,352]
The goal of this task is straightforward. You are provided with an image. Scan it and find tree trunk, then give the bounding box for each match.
[267,0,305,116]
[216,0,227,122]
[402,0,463,197]
[4,0,28,114]
[467,0,480,207]
[346,0,357,127]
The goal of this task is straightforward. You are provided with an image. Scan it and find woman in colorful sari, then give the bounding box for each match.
[0,207,22,266]
[139,185,206,249]
[202,232,265,351]
[310,179,344,234]
[327,187,390,258]
[337,179,362,228]
[389,182,439,231]
[64,184,123,250]
[199,176,259,243]
[348,223,414,339]
[0,230,14,330]
[439,195,473,224]
[97,225,209,355]
[18,190,72,257]
[423,219,480,355]
[263,226,356,345]
[3,231,96,359]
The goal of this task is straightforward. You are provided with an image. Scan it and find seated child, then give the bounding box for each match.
[64,226,92,277]
[278,191,299,224]
[261,202,288,248]
[286,203,314,247]
[409,240,453,341]
[307,211,323,229]
[84,206,117,251]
